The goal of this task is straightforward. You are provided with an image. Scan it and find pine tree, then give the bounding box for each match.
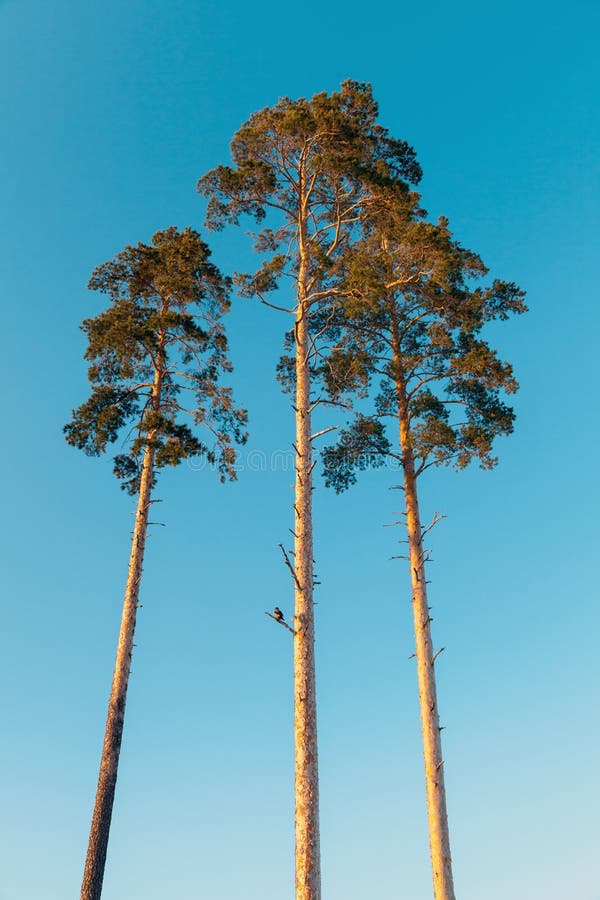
[65,226,247,900]
[198,82,421,900]
[317,188,526,900]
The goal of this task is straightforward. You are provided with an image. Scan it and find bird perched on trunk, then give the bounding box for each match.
[273,607,285,622]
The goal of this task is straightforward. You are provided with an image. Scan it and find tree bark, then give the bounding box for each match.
[391,320,456,900]
[80,361,163,900]
[292,201,321,898]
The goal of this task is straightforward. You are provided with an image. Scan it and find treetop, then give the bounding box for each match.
[64,227,247,493]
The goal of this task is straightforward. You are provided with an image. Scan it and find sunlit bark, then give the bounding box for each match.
[292,202,321,900]
[80,358,163,900]
[391,310,455,900]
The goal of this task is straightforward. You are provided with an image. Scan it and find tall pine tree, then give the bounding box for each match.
[65,226,247,900]
[316,187,526,900]
[198,82,421,900]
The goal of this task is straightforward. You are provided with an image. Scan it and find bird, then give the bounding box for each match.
[273,607,285,622]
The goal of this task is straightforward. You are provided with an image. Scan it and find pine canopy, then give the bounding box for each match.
[64,226,247,493]
[198,81,422,310]
[311,190,527,490]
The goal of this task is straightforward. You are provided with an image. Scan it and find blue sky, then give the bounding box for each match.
[1,1,598,898]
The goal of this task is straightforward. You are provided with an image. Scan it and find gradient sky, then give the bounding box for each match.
[1,1,598,898]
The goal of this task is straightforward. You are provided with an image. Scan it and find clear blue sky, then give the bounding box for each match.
[1,1,598,898]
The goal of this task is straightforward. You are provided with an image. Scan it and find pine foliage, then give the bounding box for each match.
[64,227,247,492]
[313,190,526,489]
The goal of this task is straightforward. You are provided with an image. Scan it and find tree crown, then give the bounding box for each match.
[198,81,422,311]
[65,227,247,493]
[309,192,526,490]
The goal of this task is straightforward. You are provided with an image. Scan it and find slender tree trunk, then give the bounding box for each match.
[81,361,164,900]
[292,227,321,898]
[391,323,456,900]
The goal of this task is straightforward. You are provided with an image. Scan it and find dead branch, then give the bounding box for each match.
[308,396,352,414]
[310,425,338,441]
[278,543,303,591]
[432,647,446,664]
[264,611,296,635]
[420,511,446,540]
[257,295,296,314]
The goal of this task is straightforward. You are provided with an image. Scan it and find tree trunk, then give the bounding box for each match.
[292,271,321,898]
[80,440,155,899]
[81,355,164,900]
[392,325,456,900]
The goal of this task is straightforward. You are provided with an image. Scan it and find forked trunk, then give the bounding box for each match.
[81,355,164,900]
[392,319,456,900]
[292,294,321,900]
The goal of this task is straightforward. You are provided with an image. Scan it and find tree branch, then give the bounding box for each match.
[278,542,302,591]
[264,610,296,635]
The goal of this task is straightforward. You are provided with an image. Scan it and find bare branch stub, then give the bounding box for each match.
[432,647,446,664]
[310,425,338,442]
